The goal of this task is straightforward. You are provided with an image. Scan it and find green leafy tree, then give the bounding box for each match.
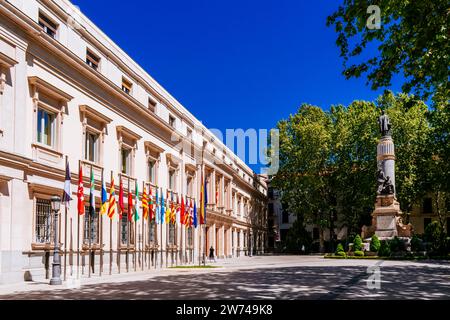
[273,104,334,253]
[327,0,449,101]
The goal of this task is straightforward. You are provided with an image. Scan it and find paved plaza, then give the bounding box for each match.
[0,256,449,300]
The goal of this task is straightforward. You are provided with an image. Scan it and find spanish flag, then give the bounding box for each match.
[107,176,116,219]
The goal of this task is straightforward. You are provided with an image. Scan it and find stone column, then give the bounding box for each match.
[220,225,225,258]
[377,136,396,195]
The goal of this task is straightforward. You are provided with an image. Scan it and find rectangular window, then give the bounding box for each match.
[121,78,132,94]
[148,160,156,184]
[169,115,175,128]
[121,215,128,245]
[169,169,176,190]
[148,97,157,112]
[35,198,53,243]
[86,49,100,70]
[187,227,193,246]
[186,176,193,197]
[148,220,156,244]
[121,147,131,175]
[168,224,175,245]
[37,108,56,147]
[85,131,99,163]
[422,198,432,214]
[38,12,57,39]
[83,206,99,244]
[187,128,192,139]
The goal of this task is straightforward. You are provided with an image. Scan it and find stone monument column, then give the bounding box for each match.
[377,136,395,195]
[362,110,412,239]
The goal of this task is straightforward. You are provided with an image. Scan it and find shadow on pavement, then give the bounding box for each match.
[0,264,448,300]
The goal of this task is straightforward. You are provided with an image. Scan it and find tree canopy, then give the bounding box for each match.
[326,0,449,101]
[271,92,447,252]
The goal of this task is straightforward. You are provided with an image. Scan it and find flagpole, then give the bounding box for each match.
[117,175,121,275]
[126,177,130,273]
[77,160,81,279]
[142,181,145,271]
[99,168,104,277]
[88,164,92,278]
[64,155,68,281]
[69,218,73,276]
[160,188,163,269]
[109,170,113,276]
[134,182,137,272]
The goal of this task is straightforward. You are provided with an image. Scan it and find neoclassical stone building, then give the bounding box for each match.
[0,0,268,284]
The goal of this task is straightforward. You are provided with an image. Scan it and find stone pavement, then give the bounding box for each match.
[0,255,449,299]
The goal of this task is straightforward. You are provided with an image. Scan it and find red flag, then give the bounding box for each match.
[77,165,85,215]
[149,187,154,221]
[127,186,133,222]
[180,195,185,225]
[118,178,124,219]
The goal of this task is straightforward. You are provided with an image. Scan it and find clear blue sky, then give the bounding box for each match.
[73,0,403,172]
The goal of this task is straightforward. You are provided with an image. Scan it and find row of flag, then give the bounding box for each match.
[62,161,208,228]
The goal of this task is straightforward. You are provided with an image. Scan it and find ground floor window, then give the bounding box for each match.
[148,220,156,244]
[83,206,99,244]
[35,198,53,243]
[187,227,193,246]
[168,224,175,245]
[121,215,129,245]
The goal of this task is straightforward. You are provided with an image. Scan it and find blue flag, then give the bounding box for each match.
[193,200,198,228]
[155,187,159,224]
[160,189,165,224]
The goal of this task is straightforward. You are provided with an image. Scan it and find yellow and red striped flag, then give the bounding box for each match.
[107,176,116,219]
[142,186,149,219]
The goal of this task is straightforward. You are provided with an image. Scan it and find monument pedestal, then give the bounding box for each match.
[362,195,413,239]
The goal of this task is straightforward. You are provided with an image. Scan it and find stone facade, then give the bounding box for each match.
[0,0,267,284]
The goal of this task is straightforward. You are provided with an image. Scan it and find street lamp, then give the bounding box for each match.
[50,195,62,285]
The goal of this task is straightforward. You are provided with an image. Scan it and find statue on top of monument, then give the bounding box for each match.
[378,110,391,136]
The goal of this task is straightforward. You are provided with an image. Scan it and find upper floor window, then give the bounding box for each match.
[148,97,157,112]
[122,77,132,94]
[86,49,100,70]
[422,197,432,214]
[85,131,99,163]
[148,160,156,184]
[38,12,57,39]
[121,147,131,175]
[37,108,56,147]
[186,176,193,197]
[187,128,192,139]
[117,126,141,177]
[169,115,176,128]
[168,169,176,190]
